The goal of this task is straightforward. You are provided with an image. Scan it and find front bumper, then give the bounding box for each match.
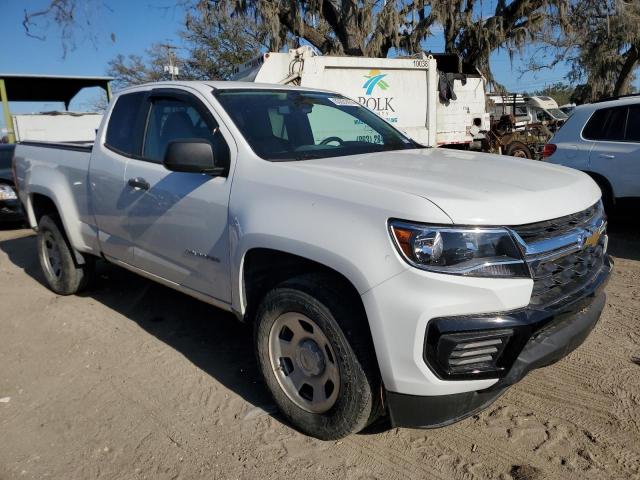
[385,256,611,428]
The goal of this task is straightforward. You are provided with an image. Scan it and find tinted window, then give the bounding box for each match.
[583,106,628,141]
[601,107,627,141]
[142,97,229,165]
[105,92,146,156]
[625,105,640,142]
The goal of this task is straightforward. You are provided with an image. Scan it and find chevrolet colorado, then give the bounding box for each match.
[13,81,611,440]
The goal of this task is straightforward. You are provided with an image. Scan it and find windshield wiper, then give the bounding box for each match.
[293,152,324,161]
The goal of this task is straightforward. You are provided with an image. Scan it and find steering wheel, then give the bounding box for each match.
[320,136,345,146]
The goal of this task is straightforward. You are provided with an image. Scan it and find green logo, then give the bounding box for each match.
[363,70,389,95]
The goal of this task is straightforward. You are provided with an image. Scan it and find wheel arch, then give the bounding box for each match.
[28,189,87,265]
[240,247,368,325]
[582,170,615,207]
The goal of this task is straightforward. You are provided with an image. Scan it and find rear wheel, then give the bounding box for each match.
[254,273,381,440]
[37,214,94,295]
[506,141,533,159]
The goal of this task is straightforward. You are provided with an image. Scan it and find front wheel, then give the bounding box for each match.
[37,214,94,295]
[254,274,381,440]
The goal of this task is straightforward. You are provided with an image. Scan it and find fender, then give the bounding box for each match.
[24,166,98,262]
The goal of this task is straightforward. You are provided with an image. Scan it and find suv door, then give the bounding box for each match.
[122,88,235,303]
[587,105,640,199]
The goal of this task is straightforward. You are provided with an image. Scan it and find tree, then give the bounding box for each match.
[106,44,177,91]
[531,0,640,102]
[22,0,115,57]
[105,3,266,88]
[179,1,270,80]
[211,0,568,88]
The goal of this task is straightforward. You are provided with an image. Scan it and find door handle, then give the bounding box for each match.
[128,177,150,190]
[598,154,616,159]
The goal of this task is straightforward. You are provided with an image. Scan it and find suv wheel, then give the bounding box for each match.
[37,214,94,295]
[254,273,381,440]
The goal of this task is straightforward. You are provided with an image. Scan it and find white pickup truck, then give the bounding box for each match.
[13,81,611,440]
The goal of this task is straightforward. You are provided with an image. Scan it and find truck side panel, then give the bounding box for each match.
[14,144,101,257]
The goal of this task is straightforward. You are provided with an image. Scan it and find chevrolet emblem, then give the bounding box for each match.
[583,228,602,248]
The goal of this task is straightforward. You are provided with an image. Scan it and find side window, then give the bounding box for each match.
[105,92,146,156]
[307,104,384,144]
[601,106,627,141]
[142,96,230,165]
[583,106,628,141]
[625,105,640,142]
[267,107,288,140]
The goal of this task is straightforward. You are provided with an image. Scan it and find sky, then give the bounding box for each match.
[1,0,635,132]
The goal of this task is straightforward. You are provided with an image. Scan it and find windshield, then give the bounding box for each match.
[214,89,420,161]
[547,108,568,120]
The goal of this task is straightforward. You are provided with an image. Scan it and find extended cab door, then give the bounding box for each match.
[91,91,148,262]
[587,104,640,199]
[122,88,235,303]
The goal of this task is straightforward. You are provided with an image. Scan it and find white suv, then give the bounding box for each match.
[544,96,640,208]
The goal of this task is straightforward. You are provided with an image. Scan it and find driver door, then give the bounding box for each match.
[122,88,235,303]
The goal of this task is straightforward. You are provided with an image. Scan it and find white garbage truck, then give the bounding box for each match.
[232,47,489,148]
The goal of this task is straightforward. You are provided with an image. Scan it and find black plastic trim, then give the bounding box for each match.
[424,255,611,381]
[388,269,609,429]
[18,141,93,153]
[386,386,509,429]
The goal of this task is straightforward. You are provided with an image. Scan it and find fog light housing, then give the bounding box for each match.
[425,325,515,379]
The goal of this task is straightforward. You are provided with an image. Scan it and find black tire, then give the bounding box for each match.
[590,175,615,213]
[505,141,533,159]
[254,273,381,440]
[37,214,94,295]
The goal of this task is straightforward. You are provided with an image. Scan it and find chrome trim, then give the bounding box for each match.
[509,214,607,261]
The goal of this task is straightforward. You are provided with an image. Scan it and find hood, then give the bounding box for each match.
[286,148,601,225]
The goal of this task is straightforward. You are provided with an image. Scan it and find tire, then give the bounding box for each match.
[37,214,94,295]
[590,175,615,213]
[254,273,381,440]
[505,141,533,159]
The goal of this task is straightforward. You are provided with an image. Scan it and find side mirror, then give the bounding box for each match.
[163,139,226,176]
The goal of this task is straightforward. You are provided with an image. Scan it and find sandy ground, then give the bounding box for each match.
[0,214,639,480]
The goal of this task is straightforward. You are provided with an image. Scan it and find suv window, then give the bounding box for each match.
[583,106,628,141]
[142,97,230,165]
[625,105,640,142]
[105,92,146,156]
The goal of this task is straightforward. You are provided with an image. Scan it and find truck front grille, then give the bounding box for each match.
[511,201,607,308]
[528,239,606,307]
[513,202,602,244]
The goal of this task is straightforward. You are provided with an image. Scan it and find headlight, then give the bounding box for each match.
[0,185,17,201]
[389,220,529,278]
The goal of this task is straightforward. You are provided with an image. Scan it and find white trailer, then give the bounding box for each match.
[232,47,488,147]
[12,112,103,142]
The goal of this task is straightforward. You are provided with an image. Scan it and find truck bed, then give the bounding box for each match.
[13,141,97,254]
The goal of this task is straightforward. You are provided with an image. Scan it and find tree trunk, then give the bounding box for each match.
[613,44,639,97]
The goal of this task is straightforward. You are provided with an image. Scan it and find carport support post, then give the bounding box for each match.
[106,81,112,103]
[0,79,15,144]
